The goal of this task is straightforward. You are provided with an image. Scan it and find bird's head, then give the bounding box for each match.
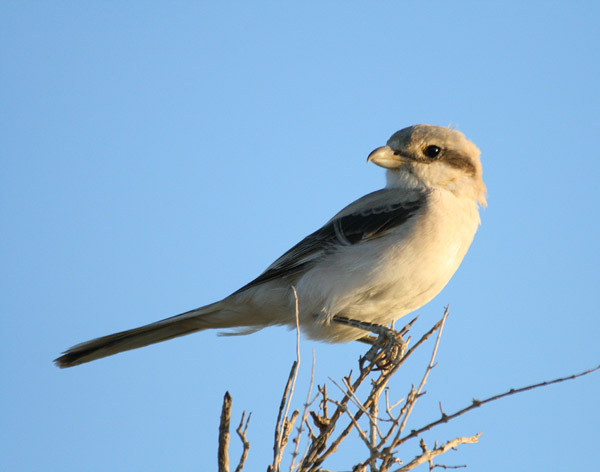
[368,124,486,207]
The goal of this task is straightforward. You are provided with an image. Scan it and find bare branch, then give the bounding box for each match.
[396,307,449,436]
[369,385,380,472]
[396,364,600,446]
[271,361,298,472]
[215,306,599,472]
[281,410,300,455]
[234,411,251,472]
[271,286,303,472]
[290,350,317,471]
[332,400,375,453]
[431,464,467,470]
[302,316,446,471]
[280,287,301,445]
[394,434,481,472]
[218,391,232,472]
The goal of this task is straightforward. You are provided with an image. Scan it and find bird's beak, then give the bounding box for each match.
[366,145,406,169]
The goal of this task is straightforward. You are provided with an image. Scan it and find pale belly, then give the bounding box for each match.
[297,191,480,342]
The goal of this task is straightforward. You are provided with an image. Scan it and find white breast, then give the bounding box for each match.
[297,188,481,342]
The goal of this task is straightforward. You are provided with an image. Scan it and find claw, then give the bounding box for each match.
[333,316,411,372]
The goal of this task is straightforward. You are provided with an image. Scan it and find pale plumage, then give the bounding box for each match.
[55,124,486,368]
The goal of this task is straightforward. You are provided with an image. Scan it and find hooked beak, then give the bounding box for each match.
[366,145,407,169]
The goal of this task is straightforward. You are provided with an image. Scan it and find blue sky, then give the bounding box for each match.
[2,2,599,471]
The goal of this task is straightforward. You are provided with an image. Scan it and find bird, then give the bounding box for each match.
[55,124,486,368]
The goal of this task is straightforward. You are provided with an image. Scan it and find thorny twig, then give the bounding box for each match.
[217,306,599,472]
[351,308,450,471]
[396,435,481,472]
[394,364,600,447]
[302,316,446,471]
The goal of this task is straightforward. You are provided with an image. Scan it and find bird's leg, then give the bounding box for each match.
[332,316,411,371]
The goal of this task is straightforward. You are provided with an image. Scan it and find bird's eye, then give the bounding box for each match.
[423,145,441,159]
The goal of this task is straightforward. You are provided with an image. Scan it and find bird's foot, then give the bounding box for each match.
[361,329,407,372]
[332,316,413,372]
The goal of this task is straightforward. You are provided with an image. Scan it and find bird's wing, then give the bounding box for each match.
[235,189,427,293]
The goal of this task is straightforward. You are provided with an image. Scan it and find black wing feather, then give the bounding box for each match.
[235,195,425,293]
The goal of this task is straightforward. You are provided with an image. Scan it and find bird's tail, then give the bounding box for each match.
[54,302,230,368]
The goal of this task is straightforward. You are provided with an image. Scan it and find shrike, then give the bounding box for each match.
[55,124,486,368]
